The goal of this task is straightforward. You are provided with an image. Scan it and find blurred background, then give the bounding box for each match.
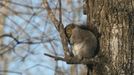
[0,0,87,75]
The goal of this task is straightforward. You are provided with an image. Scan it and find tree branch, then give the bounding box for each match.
[44,53,66,61]
[43,1,70,57]
[44,53,98,65]
[0,34,55,45]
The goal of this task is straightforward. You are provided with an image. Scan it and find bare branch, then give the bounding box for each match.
[59,0,62,24]
[44,53,98,65]
[0,34,19,43]
[44,53,66,61]
[43,1,70,57]
[0,34,56,45]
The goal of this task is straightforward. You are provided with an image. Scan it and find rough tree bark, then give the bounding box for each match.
[86,0,134,75]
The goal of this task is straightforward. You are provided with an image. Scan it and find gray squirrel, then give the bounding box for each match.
[65,23,99,75]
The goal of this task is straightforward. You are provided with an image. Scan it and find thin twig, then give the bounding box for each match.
[0,34,55,45]
[0,34,19,43]
[44,53,65,61]
[59,0,62,24]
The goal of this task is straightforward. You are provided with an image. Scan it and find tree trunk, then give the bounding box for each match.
[86,0,134,75]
